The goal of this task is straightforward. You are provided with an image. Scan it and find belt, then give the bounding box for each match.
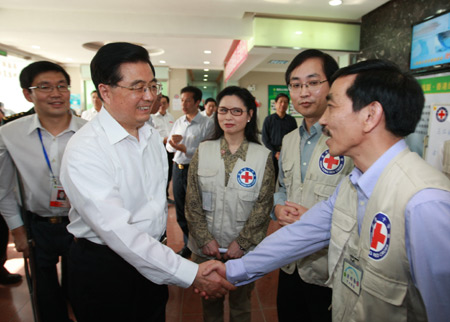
[33,215,69,224]
[176,163,189,170]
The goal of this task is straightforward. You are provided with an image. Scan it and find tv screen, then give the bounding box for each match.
[410,10,450,73]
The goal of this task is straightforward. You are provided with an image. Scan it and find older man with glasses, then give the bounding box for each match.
[60,42,234,322]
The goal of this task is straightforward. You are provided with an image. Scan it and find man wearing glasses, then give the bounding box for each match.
[60,43,233,322]
[0,61,86,322]
[273,49,353,322]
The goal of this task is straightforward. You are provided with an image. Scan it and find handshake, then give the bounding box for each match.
[192,260,236,298]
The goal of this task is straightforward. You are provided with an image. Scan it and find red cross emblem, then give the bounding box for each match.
[369,213,391,260]
[324,156,339,169]
[370,222,387,250]
[240,171,253,183]
[436,107,448,122]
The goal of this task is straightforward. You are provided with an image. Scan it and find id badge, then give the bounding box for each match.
[341,258,363,295]
[50,184,70,208]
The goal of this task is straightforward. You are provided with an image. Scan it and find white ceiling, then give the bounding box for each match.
[0,0,390,81]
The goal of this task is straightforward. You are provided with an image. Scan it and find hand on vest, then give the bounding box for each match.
[193,260,236,299]
[202,239,221,259]
[223,240,244,260]
[274,202,307,227]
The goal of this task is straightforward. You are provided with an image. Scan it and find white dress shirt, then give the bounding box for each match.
[0,113,86,229]
[151,111,175,139]
[60,108,198,287]
[81,108,99,121]
[166,112,214,164]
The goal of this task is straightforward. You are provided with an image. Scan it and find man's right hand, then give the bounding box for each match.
[11,226,30,257]
[274,204,301,226]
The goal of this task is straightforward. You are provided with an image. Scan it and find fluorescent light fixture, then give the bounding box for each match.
[204,68,209,71]
[159,60,166,64]
[66,58,73,62]
[203,79,207,81]
[329,0,342,6]
[204,50,212,54]
[204,61,210,65]
[204,74,208,77]
[203,86,207,89]
[31,45,40,49]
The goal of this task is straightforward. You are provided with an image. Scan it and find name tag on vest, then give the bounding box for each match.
[341,258,363,295]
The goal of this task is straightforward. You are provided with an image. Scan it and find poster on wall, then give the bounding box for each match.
[415,73,450,171]
[267,85,301,118]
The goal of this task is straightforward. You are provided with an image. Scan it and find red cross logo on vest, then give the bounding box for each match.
[369,212,391,261]
[237,167,257,188]
[436,107,448,122]
[319,149,345,175]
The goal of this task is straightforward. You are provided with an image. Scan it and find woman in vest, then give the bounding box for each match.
[185,86,275,322]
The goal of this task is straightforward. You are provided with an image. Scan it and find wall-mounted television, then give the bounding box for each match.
[410,10,450,74]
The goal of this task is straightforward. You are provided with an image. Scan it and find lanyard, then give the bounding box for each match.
[37,128,57,184]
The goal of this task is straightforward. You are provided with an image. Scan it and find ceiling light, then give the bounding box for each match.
[203,79,207,81]
[329,0,342,6]
[31,45,40,49]
[203,86,207,89]
[204,50,212,54]
[66,58,73,62]
[204,74,208,77]
[204,61,210,65]
[159,60,166,64]
[204,69,209,71]
[295,31,303,35]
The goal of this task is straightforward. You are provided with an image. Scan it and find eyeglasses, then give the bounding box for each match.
[28,84,71,92]
[114,82,162,95]
[288,80,328,91]
[217,107,246,116]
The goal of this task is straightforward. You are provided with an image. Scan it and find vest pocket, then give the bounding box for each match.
[314,183,337,203]
[235,191,258,230]
[362,265,408,306]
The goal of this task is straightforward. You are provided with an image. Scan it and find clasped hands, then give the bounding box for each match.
[274,201,308,227]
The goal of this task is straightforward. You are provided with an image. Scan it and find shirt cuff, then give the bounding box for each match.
[3,214,24,230]
[175,258,199,288]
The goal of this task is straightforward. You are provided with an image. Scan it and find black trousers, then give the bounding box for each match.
[0,215,8,273]
[277,269,332,322]
[30,214,73,322]
[172,163,190,246]
[69,238,168,322]
[166,152,174,197]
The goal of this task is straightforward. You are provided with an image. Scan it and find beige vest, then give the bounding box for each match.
[443,140,450,180]
[188,140,270,257]
[280,131,353,285]
[328,148,450,322]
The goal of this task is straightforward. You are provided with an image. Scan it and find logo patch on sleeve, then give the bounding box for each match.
[319,150,345,175]
[237,167,257,188]
[369,212,391,261]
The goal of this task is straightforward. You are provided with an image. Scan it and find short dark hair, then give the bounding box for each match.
[212,86,260,144]
[90,42,155,100]
[204,97,217,105]
[275,93,289,102]
[285,49,338,85]
[91,90,97,95]
[331,59,424,137]
[181,86,202,103]
[20,61,70,90]
[161,95,170,104]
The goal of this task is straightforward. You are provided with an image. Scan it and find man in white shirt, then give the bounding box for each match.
[81,90,102,121]
[0,61,86,322]
[200,97,217,118]
[166,86,214,258]
[60,42,233,322]
[151,95,175,201]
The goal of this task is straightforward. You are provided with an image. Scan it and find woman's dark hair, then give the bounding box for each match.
[212,86,260,144]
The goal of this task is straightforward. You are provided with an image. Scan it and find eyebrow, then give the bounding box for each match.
[290,73,321,81]
[129,78,157,86]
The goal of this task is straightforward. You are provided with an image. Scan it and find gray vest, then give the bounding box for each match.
[328,148,450,321]
[280,131,353,285]
[188,140,270,257]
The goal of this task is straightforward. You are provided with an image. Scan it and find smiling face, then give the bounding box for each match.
[217,95,253,140]
[23,71,71,119]
[99,61,156,136]
[320,74,365,158]
[288,57,330,124]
